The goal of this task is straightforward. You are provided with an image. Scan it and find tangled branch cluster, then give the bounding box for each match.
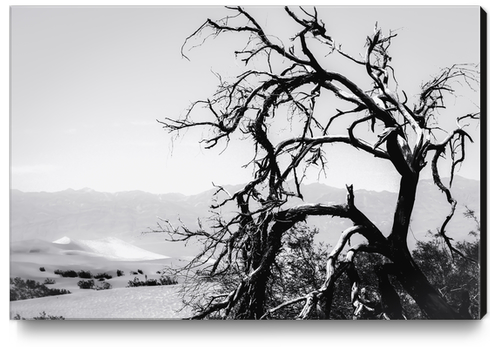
[156,6,479,319]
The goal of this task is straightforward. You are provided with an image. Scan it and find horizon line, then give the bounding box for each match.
[9,174,480,196]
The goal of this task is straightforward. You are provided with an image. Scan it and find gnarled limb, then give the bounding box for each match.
[158,6,479,319]
[428,126,478,262]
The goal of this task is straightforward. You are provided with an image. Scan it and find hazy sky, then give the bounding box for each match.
[10,6,481,195]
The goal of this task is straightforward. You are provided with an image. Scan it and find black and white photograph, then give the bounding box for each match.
[9,4,484,325]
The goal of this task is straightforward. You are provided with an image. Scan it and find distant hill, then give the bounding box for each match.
[10,175,481,256]
[10,188,209,257]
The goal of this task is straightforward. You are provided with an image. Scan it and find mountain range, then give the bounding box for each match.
[10,175,481,257]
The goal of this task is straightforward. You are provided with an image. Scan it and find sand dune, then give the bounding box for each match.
[51,236,170,261]
[10,235,193,319]
[11,236,169,261]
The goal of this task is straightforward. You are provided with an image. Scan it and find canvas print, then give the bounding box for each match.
[10,6,484,320]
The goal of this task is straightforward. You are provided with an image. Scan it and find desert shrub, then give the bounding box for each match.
[43,278,56,285]
[34,311,66,320]
[39,267,46,272]
[117,269,124,277]
[64,270,78,278]
[77,279,95,289]
[130,271,138,275]
[77,270,93,279]
[137,269,144,274]
[159,276,178,285]
[54,269,78,278]
[25,279,38,289]
[145,279,159,286]
[94,272,112,280]
[127,277,142,287]
[10,277,71,301]
[13,311,65,320]
[127,276,177,288]
[77,279,112,290]
[96,282,112,290]
[50,288,71,295]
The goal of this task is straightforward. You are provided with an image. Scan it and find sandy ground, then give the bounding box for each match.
[10,237,196,320]
[10,285,192,320]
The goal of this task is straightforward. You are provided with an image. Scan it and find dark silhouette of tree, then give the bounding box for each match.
[374,264,405,319]
[156,6,480,319]
[411,208,481,319]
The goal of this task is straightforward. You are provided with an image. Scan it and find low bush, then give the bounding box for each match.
[159,276,178,286]
[96,282,112,290]
[13,311,65,320]
[137,269,144,275]
[54,269,78,278]
[39,267,46,272]
[77,279,95,289]
[77,279,112,290]
[127,276,177,288]
[117,269,125,277]
[77,270,93,279]
[51,288,71,296]
[43,278,56,285]
[10,277,71,301]
[144,279,159,286]
[64,270,78,278]
[94,272,112,280]
[127,277,142,287]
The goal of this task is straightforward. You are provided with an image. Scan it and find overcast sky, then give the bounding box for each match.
[10,5,481,195]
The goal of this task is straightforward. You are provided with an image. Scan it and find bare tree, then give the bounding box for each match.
[157,6,480,319]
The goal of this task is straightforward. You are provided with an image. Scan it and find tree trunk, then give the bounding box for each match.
[389,174,462,319]
[235,229,267,319]
[394,253,462,319]
[234,280,267,319]
[234,216,298,319]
